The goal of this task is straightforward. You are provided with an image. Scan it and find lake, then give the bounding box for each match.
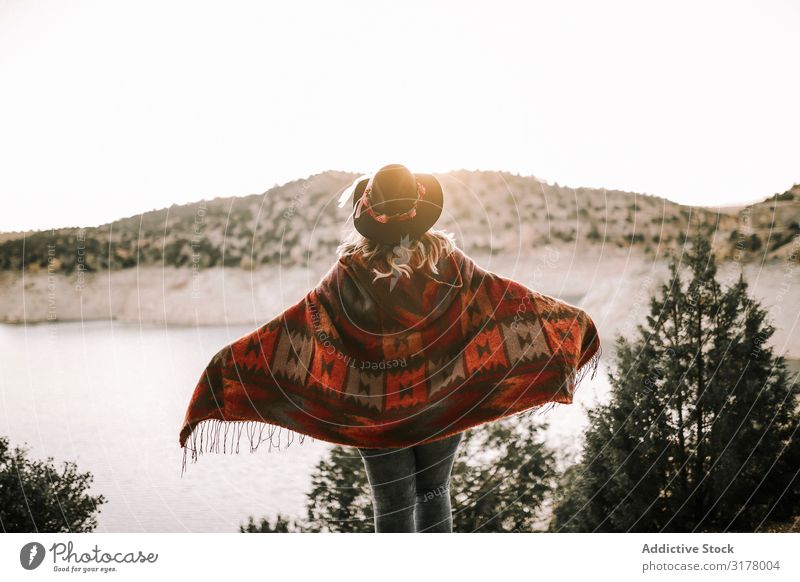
[0,321,611,532]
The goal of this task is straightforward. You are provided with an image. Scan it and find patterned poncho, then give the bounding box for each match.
[179,247,602,470]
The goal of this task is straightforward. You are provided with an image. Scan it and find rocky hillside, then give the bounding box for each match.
[1,171,798,274]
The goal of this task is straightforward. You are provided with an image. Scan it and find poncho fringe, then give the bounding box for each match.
[180,341,602,475]
[179,247,602,475]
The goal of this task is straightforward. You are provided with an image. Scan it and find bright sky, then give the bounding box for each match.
[1,0,798,232]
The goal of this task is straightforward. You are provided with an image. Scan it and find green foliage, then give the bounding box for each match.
[240,445,372,533]
[0,436,106,532]
[587,220,602,241]
[745,233,762,251]
[301,445,374,532]
[552,234,800,532]
[450,414,558,532]
[769,221,800,252]
[240,514,295,533]
[242,414,559,533]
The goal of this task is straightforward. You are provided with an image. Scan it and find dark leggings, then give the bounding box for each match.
[358,432,463,533]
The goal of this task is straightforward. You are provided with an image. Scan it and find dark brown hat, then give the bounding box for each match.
[348,164,444,245]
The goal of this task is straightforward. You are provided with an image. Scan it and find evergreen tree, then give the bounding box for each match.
[0,437,106,532]
[240,513,295,533]
[301,445,374,532]
[241,414,559,532]
[551,234,799,532]
[450,415,557,532]
[241,445,374,532]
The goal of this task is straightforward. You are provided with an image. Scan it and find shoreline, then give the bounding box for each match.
[1,252,798,358]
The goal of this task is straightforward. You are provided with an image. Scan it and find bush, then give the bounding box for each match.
[551,234,800,532]
[242,414,559,533]
[0,437,106,532]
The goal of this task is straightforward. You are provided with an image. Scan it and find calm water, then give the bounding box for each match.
[0,321,610,532]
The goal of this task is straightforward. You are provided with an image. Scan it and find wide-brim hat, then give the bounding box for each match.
[339,164,444,246]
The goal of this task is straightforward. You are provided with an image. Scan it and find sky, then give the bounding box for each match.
[1,0,798,232]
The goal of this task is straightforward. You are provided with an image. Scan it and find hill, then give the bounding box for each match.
[1,171,798,275]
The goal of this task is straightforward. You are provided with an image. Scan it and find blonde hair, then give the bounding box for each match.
[337,228,457,283]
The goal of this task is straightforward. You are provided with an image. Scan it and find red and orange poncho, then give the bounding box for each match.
[179,247,601,471]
